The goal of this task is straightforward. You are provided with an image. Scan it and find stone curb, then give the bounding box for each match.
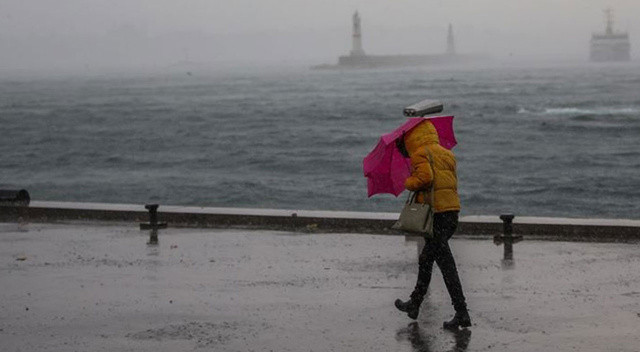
[1,201,639,242]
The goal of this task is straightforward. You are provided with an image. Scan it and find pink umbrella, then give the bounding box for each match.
[363,116,457,197]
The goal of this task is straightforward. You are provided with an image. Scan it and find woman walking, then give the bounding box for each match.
[394,120,471,329]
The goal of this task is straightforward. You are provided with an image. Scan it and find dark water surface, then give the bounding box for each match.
[1,63,639,218]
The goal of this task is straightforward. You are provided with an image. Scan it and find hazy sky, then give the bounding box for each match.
[0,0,638,72]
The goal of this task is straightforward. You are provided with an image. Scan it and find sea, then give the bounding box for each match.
[1,62,639,219]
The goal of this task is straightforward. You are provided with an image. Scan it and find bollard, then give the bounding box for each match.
[500,214,514,238]
[494,213,522,262]
[0,189,30,206]
[140,204,168,230]
[148,228,159,245]
[140,204,167,245]
[147,204,158,225]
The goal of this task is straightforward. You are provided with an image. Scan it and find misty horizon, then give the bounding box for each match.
[0,0,638,75]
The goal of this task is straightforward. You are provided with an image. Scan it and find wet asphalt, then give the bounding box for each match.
[1,222,639,351]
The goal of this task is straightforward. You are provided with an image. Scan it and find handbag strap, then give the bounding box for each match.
[426,148,435,207]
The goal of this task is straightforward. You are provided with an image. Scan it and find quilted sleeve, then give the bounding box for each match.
[404,150,433,191]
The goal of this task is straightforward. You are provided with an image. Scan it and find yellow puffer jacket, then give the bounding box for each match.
[404,120,461,213]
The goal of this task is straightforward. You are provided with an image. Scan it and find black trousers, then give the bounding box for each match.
[410,211,467,313]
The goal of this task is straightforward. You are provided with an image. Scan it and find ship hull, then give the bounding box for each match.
[590,35,631,62]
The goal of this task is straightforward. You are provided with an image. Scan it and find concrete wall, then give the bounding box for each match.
[1,201,639,242]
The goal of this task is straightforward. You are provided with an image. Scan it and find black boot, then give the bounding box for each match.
[443,310,471,329]
[394,298,421,320]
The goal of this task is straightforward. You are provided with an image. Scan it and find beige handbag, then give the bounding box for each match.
[392,151,435,236]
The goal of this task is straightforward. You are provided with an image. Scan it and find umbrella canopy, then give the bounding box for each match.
[363,116,456,197]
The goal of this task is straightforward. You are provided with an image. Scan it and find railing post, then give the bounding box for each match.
[494,214,522,264]
[140,204,167,244]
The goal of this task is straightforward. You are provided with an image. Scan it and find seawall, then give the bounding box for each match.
[1,201,639,242]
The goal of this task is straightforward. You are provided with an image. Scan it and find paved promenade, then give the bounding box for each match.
[1,222,639,351]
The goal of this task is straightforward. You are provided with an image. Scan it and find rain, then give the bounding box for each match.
[1,1,640,351]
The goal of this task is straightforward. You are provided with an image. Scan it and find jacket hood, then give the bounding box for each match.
[404,120,440,155]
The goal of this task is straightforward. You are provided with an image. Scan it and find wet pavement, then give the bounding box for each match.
[1,222,639,351]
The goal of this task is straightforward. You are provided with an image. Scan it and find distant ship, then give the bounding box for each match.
[590,8,631,62]
[313,12,477,69]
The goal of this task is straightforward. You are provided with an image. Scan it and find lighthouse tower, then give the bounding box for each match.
[351,11,366,56]
[446,23,456,55]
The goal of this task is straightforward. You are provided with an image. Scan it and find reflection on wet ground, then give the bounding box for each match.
[396,322,471,352]
[1,223,640,351]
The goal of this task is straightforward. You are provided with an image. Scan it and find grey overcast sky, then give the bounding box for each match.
[0,0,638,72]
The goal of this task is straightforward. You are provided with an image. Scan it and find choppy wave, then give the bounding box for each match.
[545,107,640,115]
[518,106,640,115]
[2,64,640,219]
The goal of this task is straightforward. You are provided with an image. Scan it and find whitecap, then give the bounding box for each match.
[516,107,533,114]
[542,107,640,115]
